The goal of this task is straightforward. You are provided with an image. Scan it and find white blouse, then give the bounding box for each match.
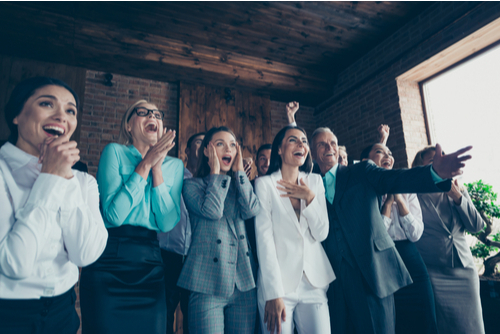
[0,142,108,299]
[382,193,424,242]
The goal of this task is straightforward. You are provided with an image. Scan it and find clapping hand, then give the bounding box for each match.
[146,129,176,172]
[432,144,472,179]
[277,178,315,206]
[39,134,80,179]
[243,157,253,178]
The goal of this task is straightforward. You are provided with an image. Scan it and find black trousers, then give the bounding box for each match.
[161,250,190,334]
[394,240,438,334]
[0,288,80,334]
[328,257,395,334]
[80,225,166,334]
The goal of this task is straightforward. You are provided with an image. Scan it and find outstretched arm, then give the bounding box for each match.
[286,101,299,125]
[378,124,390,145]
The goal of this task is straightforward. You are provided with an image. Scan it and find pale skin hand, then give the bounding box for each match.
[135,129,176,181]
[378,124,390,145]
[381,194,395,218]
[286,101,299,124]
[432,144,472,179]
[448,179,463,205]
[151,128,176,186]
[243,157,253,178]
[276,178,315,206]
[232,143,245,173]
[39,134,80,179]
[264,298,286,334]
[204,142,220,175]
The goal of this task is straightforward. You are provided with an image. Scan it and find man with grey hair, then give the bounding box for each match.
[310,127,472,334]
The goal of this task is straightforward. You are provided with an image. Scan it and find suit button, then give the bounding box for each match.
[448,235,453,239]
[217,239,222,244]
[246,252,250,256]
[213,257,218,263]
[240,235,245,240]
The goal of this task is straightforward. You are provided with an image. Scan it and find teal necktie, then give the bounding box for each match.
[323,172,335,204]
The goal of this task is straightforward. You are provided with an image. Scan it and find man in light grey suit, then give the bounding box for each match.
[310,127,472,334]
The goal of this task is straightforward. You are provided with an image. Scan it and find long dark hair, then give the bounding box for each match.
[195,126,237,178]
[4,77,79,144]
[267,125,313,175]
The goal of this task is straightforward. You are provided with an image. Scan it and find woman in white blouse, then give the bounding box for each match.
[360,143,437,334]
[255,125,335,334]
[0,77,108,334]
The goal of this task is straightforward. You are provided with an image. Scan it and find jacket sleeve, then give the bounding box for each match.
[234,171,261,220]
[98,144,147,227]
[301,174,329,242]
[453,189,485,233]
[59,173,108,267]
[151,159,184,232]
[255,177,286,301]
[182,174,231,221]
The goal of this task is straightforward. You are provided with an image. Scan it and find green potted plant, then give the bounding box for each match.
[465,180,500,333]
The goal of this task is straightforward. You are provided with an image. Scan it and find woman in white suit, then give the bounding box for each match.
[255,125,335,334]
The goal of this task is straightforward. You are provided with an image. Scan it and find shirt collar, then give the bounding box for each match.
[0,142,40,171]
[326,163,339,179]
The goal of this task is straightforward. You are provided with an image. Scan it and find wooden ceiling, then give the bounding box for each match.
[0,2,433,104]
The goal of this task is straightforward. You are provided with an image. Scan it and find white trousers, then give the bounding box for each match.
[258,275,331,334]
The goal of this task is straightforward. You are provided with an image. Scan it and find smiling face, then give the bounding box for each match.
[207,131,237,174]
[256,149,271,176]
[13,85,78,156]
[368,144,394,169]
[126,103,163,146]
[279,129,309,168]
[312,131,338,173]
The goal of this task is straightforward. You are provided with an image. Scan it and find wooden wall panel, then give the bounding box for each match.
[178,82,271,179]
[0,55,86,145]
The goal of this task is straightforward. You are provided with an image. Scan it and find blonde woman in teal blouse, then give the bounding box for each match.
[80,100,184,334]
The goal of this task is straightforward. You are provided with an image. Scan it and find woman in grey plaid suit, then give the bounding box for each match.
[178,126,261,334]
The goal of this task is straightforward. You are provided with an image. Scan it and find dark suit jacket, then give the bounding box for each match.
[322,160,451,299]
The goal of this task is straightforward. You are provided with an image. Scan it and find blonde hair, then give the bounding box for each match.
[412,146,436,168]
[118,99,149,145]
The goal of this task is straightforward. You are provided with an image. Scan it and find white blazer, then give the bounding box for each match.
[255,170,335,302]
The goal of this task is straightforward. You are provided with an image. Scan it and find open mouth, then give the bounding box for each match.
[382,160,392,168]
[293,151,305,157]
[145,123,158,133]
[42,125,65,136]
[221,156,232,166]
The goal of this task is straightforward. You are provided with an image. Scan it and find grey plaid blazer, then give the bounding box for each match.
[178,171,260,297]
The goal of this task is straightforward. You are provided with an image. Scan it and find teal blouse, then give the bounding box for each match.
[97,143,183,232]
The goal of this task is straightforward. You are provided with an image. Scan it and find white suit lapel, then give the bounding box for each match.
[271,170,302,233]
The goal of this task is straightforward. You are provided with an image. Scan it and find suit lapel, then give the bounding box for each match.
[271,170,302,232]
[224,182,238,238]
[333,165,349,209]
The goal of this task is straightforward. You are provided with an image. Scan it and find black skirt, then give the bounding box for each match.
[394,240,438,334]
[80,225,166,334]
[0,288,80,334]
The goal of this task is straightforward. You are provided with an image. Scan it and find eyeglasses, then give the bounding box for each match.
[128,107,165,121]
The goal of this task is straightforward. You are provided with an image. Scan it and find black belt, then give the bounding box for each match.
[107,225,157,240]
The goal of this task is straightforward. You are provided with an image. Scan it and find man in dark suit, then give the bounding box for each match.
[310,127,471,334]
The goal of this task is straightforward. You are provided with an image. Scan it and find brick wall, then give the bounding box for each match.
[79,71,179,176]
[316,1,500,168]
[270,101,316,144]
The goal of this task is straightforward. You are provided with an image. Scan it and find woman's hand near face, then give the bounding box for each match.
[39,134,80,179]
[277,178,315,206]
[204,142,220,175]
[264,298,286,334]
[232,143,245,173]
[135,129,176,180]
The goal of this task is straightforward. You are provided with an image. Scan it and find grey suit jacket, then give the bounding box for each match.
[416,189,484,269]
[178,171,260,297]
[322,161,451,299]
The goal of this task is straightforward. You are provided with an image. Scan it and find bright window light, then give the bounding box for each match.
[422,43,500,193]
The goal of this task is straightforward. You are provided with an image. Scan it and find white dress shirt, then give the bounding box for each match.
[0,142,108,299]
[382,193,424,242]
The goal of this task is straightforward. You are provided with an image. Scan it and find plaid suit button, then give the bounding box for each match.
[239,235,245,240]
[213,257,218,263]
[217,239,222,244]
